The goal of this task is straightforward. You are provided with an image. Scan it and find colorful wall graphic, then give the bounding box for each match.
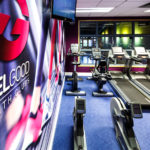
[0,0,66,149]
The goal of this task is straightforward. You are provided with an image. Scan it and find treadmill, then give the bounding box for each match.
[109,47,150,150]
[127,47,150,96]
[109,47,150,107]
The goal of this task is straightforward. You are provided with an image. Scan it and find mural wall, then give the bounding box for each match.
[0,0,65,149]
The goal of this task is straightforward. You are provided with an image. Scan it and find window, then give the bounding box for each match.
[135,22,150,34]
[80,22,96,35]
[116,22,132,35]
[83,39,88,47]
[80,37,96,49]
[80,56,94,64]
[134,37,150,49]
[98,22,114,35]
[98,37,114,49]
[79,20,150,66]
[116,37,133,49]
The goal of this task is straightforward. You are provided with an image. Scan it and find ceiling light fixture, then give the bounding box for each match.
[144,9,150,12]
[76,7,114,13]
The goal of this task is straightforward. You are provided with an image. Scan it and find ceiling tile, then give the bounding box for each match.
[76,12,91,17]
[120,1,150,7]
[127,0,150,2]
[77,2,98,8]
[76,0,150,17]
[77,0,100,3]
[102,0,126,1]
[97,1,123,7]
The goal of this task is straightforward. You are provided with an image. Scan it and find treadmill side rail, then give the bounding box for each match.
[111,97,141,150]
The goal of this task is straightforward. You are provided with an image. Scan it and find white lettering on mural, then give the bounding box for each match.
[0,61,31,109]
[1,77,30,109]
[0,61,30,97]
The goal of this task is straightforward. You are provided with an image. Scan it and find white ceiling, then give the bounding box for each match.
[76,0,150,17]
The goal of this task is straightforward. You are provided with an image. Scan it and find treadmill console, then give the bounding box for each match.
[134,47,149,58]
[112,47,125,58]
[131,103,143,118]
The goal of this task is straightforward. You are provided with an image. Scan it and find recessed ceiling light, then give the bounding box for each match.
[144,9,150,12]
[76,7,114,13]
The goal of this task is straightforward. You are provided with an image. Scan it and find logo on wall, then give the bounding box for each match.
[0,0,29,61]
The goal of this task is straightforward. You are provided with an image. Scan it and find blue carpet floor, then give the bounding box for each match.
[53,77,150,150]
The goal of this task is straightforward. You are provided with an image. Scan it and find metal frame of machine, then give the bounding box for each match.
[109,47,150,150]
[66,44,86,96]
[73,96,87,150]
[127,47,150,96]
[88,48,113,97]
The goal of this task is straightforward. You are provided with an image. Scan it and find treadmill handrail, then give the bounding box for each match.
[131,57,142,63]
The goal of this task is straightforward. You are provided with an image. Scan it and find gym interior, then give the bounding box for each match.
[0,0,150,150]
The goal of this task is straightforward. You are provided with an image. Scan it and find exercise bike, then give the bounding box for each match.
[89,48,113,97]
[66,44,86,96]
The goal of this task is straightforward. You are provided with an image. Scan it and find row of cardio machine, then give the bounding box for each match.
[66,44,114,150]
[66,44,114,149]
[66,44,87,150]
[109,46,150,150]
[66,44,150,150]
[66,44,114,97]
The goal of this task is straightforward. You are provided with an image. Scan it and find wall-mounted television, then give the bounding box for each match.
[51,0,77,22]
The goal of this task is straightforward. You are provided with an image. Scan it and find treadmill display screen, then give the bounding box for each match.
[132,104,142,118]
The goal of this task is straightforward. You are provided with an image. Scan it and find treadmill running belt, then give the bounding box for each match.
[136,79,150,90]
[114,78,150,105]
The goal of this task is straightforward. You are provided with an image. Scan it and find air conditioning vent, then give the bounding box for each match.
[140,3,150,8]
